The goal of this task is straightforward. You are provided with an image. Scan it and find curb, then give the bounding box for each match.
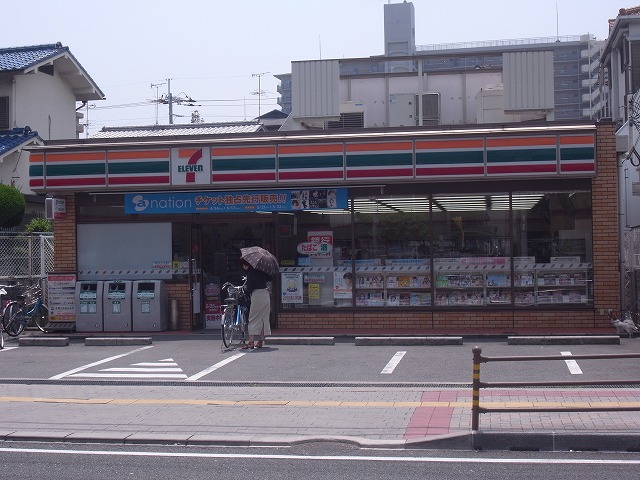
[84,337,153,346]
[355,336,463,346]
[470,431,640,452]
[266,336,335,345]
[507,335,621,345]
[18,337,69,347]
[3,430,640,451]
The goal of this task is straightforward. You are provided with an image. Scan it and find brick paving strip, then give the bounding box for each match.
[1,387,640,440]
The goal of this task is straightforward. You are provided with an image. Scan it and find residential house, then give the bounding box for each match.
[0,42,104,225]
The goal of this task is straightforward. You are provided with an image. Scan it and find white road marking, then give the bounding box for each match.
[69,358,187,379]
[185,352,245,381]
[561,351,583,375]
[99,368,184,372]
[1,447,640,465]
[66,373,188,379]
[381,351,406,374]
[0,346,18,352]
[49,346,154,380]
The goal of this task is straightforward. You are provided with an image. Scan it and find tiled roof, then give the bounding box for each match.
[0,43,104,101]
[0,128,41,156]
[0,43,65,71]
[91,122,265,139]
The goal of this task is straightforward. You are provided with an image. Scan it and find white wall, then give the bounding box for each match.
[15,71,78,140]
[341,71,502,128]
[344,77,389,128]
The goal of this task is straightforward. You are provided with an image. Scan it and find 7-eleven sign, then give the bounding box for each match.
[171,147,211,186]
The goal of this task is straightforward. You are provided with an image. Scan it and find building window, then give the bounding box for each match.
[0,96,9,130]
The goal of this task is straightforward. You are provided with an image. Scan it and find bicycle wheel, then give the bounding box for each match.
[221,306,236,348]
[32,304,50,332]
[239,305,248,344]
[2,302,26,337]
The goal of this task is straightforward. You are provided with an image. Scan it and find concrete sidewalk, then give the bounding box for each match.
[0,381,639,451]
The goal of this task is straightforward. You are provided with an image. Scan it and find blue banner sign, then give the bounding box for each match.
[125,188,348,214]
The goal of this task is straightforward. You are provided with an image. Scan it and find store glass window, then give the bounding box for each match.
[351,195,431,308]
[512,190,592,306]
[278,207,352,309]
[431,193,510,307]
[274,188,593,311]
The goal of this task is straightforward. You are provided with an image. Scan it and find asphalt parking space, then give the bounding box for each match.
[1,335,639,384]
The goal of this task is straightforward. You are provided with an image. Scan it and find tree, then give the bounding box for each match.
[0,183,26,228]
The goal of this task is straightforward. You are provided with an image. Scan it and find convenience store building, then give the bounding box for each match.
[28,120,619,333]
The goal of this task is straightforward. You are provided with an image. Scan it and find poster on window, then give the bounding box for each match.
[333,271,353,299]
[307,230,333,258]
[281,272,303,303]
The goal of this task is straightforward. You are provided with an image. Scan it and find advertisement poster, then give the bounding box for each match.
[308,283,320,300]
[125,188,347,214]
[47,273,77,321]
[300,230,333,258]
[281,272,303,303]
[333,271,353,299]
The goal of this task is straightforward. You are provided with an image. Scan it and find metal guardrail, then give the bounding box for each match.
[471,346,640,431]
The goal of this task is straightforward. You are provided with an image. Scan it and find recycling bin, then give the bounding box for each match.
[75,281,104,332]
[132,280,168,331]
[103,280,132,331]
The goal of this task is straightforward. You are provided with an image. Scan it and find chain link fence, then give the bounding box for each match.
[0,233,54,282]
[622,227,640,314]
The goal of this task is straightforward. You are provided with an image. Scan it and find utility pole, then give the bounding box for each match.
[252,72,269,120]
[151,79,195,124]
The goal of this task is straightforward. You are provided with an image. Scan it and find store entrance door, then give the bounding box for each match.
[197,216,278,330]
[189,223,203,330]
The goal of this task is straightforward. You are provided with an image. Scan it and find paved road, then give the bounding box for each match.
[2,442,640,480]
[1,332,639,451]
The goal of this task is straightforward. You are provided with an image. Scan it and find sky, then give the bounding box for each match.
[2,0,619,137]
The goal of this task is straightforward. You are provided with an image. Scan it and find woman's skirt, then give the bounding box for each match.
[248,289,271,336]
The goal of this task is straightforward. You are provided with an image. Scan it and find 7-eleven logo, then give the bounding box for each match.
[171,147,210,185]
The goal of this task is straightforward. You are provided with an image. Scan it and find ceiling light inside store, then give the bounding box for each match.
[306,209,351,215]
[353,197,434,214]
[433,194,544,212]
[343,194,546,214]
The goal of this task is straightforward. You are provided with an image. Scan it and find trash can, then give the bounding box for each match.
[75,281,104,332]
[103,280,132,332]
[132,280,168,331]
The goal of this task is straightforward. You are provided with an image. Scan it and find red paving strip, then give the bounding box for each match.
[403,389,640,438]
[404,391,457,439]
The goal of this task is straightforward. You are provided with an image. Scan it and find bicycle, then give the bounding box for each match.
[0,284,9,349]
[1,284,51,337]
[221,281,250,349]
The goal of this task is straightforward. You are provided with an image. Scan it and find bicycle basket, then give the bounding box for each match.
[224,284,250,307]
[2,284,28,301]
[23,286,41,305]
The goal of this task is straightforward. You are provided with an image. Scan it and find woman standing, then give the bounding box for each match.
[241,259,271,349]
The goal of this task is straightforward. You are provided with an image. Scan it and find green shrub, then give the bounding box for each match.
[25,217,53,233]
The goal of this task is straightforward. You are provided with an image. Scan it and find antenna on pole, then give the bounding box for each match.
[251,72,269,120]
[151,81,166,125]
[556,2,559,41]
[167,78,173,124]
